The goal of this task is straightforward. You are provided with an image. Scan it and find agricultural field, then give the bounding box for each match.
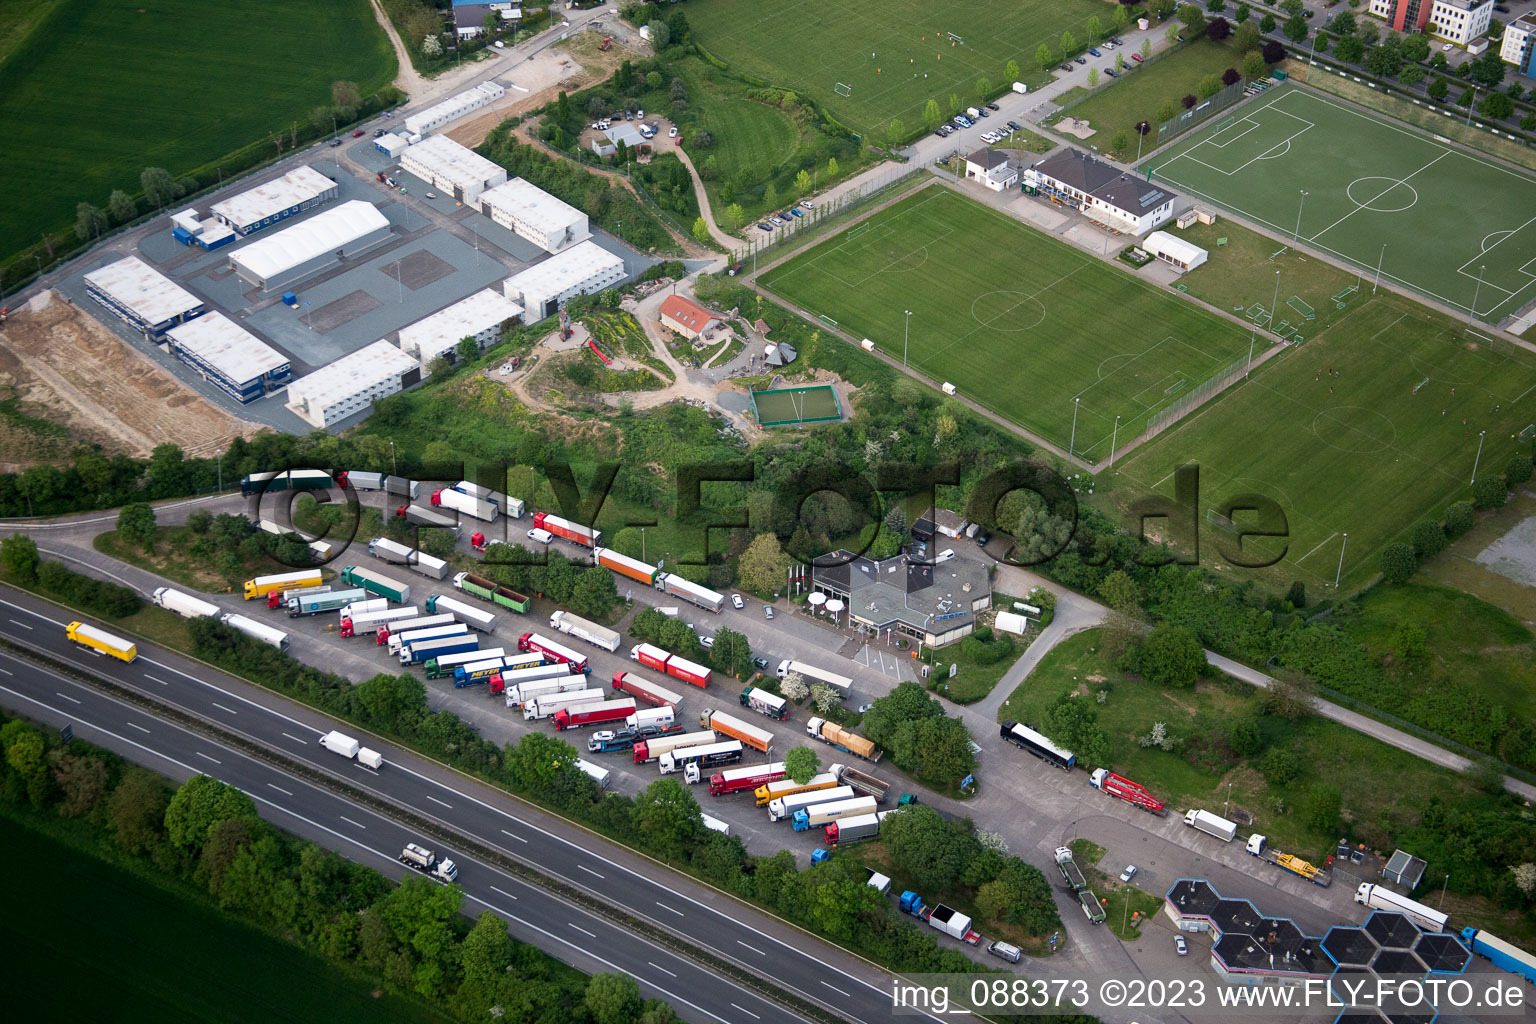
[1107,292,1536,591]
[759,187,1254,457]
[686,0,1111,138]
[1,0,394,262]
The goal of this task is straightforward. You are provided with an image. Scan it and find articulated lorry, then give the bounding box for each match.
[341,565,411,604]
[152,587,219,620]
[899,892,982,945]
[453,480,523,517]
[426,647,506,679]
[655,573,724,614]
[399,842,457,883]
[626,706,676,733]
[1459,928,1536,984]
[768,785,856,823]
[221,613,289,651]
[659,740,742,776]
[339,606,421,637]
[834,763,891,803]
[337,598,388,620]
[432,487,498,523]
[264,583,330,609]
[632,730,716,763]
[397,504,460,536]
[1354,883,1447,932]
[384,621,466,655]
[523,689,606,722]
[319,730,383,769]
[518,632,590,674]
[287,588,367,617]
[611,672,684,709]
[66,621,138,662]
[1089,768,1167,815]
[707,762,786,797]
[699,709,774,754]
[775,659,851,695]
[451,658,511,688]
[825,811,887,846]
[243,570,323,601]
[549,609,620,652]
[426,594,496,633]
[453,572,530,613]
[553,698,636,731]
[1246,835,1332,887]
[503,669,590,708]
[791,795,877,832]
[806,717,879,761]
[631,643,711,688]
[531,511,599,547]
[1183,808,1239,843]
[399,633,477,667]
[739,687,790,721]
[755,772,838,807]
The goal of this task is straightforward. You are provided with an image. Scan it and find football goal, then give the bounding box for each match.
[946,32,964,44]
[834,82,853,97]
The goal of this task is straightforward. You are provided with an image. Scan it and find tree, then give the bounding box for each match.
[1393,621,1429,663]
[1263,40,1287,64]
[1036,42,1054,71]
[456,337,480,365]
[505,732,583,793]
[1234,20,1260,53]
[634,779,702,860]
[808,682,841,714]
[1198,73,1223,98]
[107,189,138,224]
[1228,718,1262,757]
[587,974,644,1024]
[1259,12,1276,33]
[1098,570,1142,612]
[1088,67,1100,87]
[1280,0,1304,15]
[1301,783,1342,833]
[1142,38,1154,61]
[1110,127,1131,158]
[923,98,943,129]
[882,806,972,890]
[1234,2,1250,23]
[74,201,108,242]
[422,32,443,58]
[164,774,257,851]
[1182,93,1199,109]
[1400,32,1430,63]
[1457,87,1475,108]
[1207,0,1225,10]
[1287,580,1307,609]
[721,203,745,233]
[1151,0,1177,18]
[784,745,820,784]
[1140,624,1206,688]
[1399,65,1426,87]
[1410,520,1446,559]
[780,671,809,702]
[1115,4,1131,29]
[460,910,513,985]
[1524,113,1536,132]
[1472,475,1508,510]
[1331,11,1357,35]
[1283,15,1308,42]
[1445,499,1475,537]
[1156,99,1180,123]
[1365,44,1404,78]
[1507,454,1534,484]
[117,502,157,552]
[1,534,40,583]
[1379,542,1417,583]
[794,168,813,194]
[331,80,361,109]
[1167,24,1180,44]
[109,767,170,854]
[1087,15,1104,42]
[739,532,790,594]
[1222,67,1242,86]
[140,166,179,210]
[974,78,990,102]
[647,20,670,48]
[692,216,711,244]
[826,156,840,178]
[1207,16,1231,41]
[1005,59,1020,83]
[764,181,779,209]
[52,751,109,817]
[1260,746,1301,785]
[1061,30,1078,56]
[570,566,618,617]
[1479,91,1515,120]
[1178,4,1206,35]
[1428,76,1451,101]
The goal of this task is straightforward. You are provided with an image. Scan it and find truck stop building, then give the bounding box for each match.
[227,200,392,291]
[165,312,291,403]
[404,81,506,137]
[809,548,990,648]
[397,289,524,372]
[398,135,508,209]
[209,165,339,238]
[83,256,206,342]
[286,340,422,429]
[502,241,627,320]
[480,178,591,254]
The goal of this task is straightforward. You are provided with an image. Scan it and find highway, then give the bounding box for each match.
[0,588,943,1024]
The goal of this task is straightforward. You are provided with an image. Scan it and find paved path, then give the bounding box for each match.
[668,144,742,253]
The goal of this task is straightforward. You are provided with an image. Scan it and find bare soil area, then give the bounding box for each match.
[0,292,259,467]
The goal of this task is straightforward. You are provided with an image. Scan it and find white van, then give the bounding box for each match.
[936,548,956,563]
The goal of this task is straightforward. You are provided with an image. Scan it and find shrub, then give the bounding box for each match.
[1259,746,1301,786]
[1505,454,1533,484]
[1379,542,1417,583]
[1410,520,1446,559]
[1444,500,1475,537]
[1471,475,1507,510]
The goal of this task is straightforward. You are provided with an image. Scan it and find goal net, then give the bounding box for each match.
[834,82,852,97]
[947,32,964,44]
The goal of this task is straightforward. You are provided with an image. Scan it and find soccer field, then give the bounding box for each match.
[1148,86,1536,324]
[686,0,1106,137]
[1110,293,1536,589]
[759,188,1254,458]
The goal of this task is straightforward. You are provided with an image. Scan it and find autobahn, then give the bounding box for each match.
[0,588,944,1024]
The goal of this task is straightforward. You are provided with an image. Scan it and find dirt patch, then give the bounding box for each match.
[0,293,259,464]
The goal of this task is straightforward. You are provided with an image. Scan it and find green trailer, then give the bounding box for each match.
[452,571,531,613]
[340,565,411,604]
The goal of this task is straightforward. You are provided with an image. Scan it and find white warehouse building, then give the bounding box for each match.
[399,135,508,209]
[286,340,422,429]
[398,289,524,372]
[209,165,339,238]
[227,200,392,291]
[480,178,591,254]
[83,256,206,342]
[165,312,291,403]
[404,81,506,137]
[503,241,627,321]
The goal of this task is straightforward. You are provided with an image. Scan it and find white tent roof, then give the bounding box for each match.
[1142,230,1207,266]
[166,312,288,384]
[401,134,506,189]
[503,241,624,301]
[229,201,389,282]
[398,289,524,362]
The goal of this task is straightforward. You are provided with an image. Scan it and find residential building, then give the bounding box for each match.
[1502,12,1536,75]
[83,256,205,342]
[227,201,392,291]
[1022,148,1176,235]
[208,165,339,238]
[399,134,508,209]
[964,149,1019,192]
[657,294,722,340]
[1368,0,1493,45]
[286,340,422,428]
[165,312,291,403]
[397,289,524,372]
[502,241,628,320]
[480,178,591,253]
[809,548,991,648]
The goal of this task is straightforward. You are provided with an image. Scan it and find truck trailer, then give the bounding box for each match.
[239,469,333,497]
[339,606,421,637]
[700,812,730,836]
[791,795,878,831]
[287,588,368,617]
[611,672,684,709]
[630,643,711,688]
[707,761,786,797]
[399,842,457,883]
[739,687,790,721]
[626,706,676,733]
[553,698,636,731]
[337,598,388,620]
[655,573,724,614]
[450,658,509,688]
[504,670,590,709]
[152,587,221,620]
[549,609,620,652]
[66,621,138,662]
[1459,928,1536,984]
[221,613,290,651]
[834,763,891,803]
[243,569,324,601]
[399,634,478,667]
[427,647,506,679]
[775,659,851,695]
[658,740,743,776]
[899,892,982,945]
[385,621,467,655]
[367,536,417,564]
[632,730,716,763]
[1354,884,1448,932]
[806,717,879,761]
[1000,720,1075,771]
[1054,846,1088,891]
[518,632,589,674]
[524,689,606,721]
[700,708,774,754]
[397,504,461,537]
[384,476,420,501]
[1183,808,1239,843]
[575,758,611,790]
[337,470,384,491]
[453,572,531,613]
[406,552,450,580]
[426,593,497,633]
[1088,768,1167,815]
[826,811,886,846]
[594,546,659,585]
[341,565,412,604]
[453,480,523,517]
[755,772,837,807]
[432,487,499,523]
[531,511,600,547]
[768,785,856,823]
[377,613,459,645]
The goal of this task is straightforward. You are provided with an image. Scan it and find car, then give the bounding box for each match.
[425,192,437,199]
[1496,3,1510,10]
[1175,935,1188,956]
[988,940,1023,964]
[352,129,366,137]
[752,656,769,670]
[373,128,387,137]
[1105,68,1119,78]
[1176,33,1185,41]
[777,214,793,224]
[1060,63,1073,71]
[1104,40,1116,50]
[933,129,947,138]
[857,703,876,714]
[1007,121,1022,131]
[764,605,774,619]
[1111,36,1123,45]
[1074,56,1088,65]
[1443,42,1454,51]
[329,139,343,147]
[758,222,774,233]
[1120,864,1138,883]
[975,530,991,546]
[1088,48,1101,57]
[527,528,553,544]
[800,196,816,207]
[699,635,714,649]
[977,107,988,116]
[986,102,1000,111]
[732,593,744,609]
[669,125,679,137]
[1131,53,1145,63]
[726,263,744,276]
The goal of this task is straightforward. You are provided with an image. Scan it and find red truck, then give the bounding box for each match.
[611,671,684,709]
[532,512,600,548]
[518,632,590,674]
[708,761,787,797]
[630,643,711,688]
[553,698,636,731]
[594,546,659,585]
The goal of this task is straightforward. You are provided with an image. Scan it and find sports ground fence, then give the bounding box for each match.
[1141,355,1251,443]
[732,159,932,264]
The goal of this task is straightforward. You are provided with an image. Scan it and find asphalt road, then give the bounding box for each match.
[0,587,949,1024]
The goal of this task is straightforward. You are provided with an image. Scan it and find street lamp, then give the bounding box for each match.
[1293,189,1308,245]
[1110,415,1120,469]
[903,309,913,368]
[389,440,397,475]
[1472,430,1487,484]
[1335,532,1348,589]
[1470,264,1486,321]
[1069,397,1081,461]
[640,526,646,562]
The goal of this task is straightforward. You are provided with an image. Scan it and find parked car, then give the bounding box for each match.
[857,703,876,714]
[1007,121,1021,132]
[988,940,1022,964]
[699,635,714,649]
[1104,40,1117,50]
[758,222,774,233]
[1059,63,1073,71]
[732,594,744,609]
[373,128,387,137]
[752,656,769,670]
[329,139,343,147]
[352,129,366,137]
[527,528,553,544]
[1088,48,1101,57]
[1120,864,1138,883]
[975,530,991,546]
[726,263,744,276]
[1175,935,1188,956]
[1111,36,1123,45]
[1131,53,1145,63]
[1074,56,1088,65]
[764,605,774,619]
[934,128,947,138]
[985,102,1000,111]
[425,192,437,199]
[669,125,679,137]
[1105,68,1119,77]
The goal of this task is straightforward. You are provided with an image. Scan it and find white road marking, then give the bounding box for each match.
[195,751,221,764]
[730,1004,761,1020]
[655,902,683,916]
[578,865,604,879]
[144,675,168,686]
[9,618,33,630]
[55,691,81,704]
[281,732,309,744]
[737,940,765,956]
[820,981,851,998]
[340,816,367,830]
[570,924,596,938]
[426,794,452,809]
[0,667,12,675]
[500,829,528,843]
[267,783,293,796]
[648,962,676,978]
[490,885,520,901]
[126,722,150,734]
[211,702,237,715]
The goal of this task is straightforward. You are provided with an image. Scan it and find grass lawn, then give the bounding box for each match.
[1106,291,1536,591]
[686,0,1113,139]
[760,187,1254,459]
[93,527,304,596]
[996,629,1488,859]
[1146,85,1536,322]
[1057,39,1247,149]
[1169,218,1363,340]
[1072,839,1163,941]
[1,0,394,262]
[0,0,63,62]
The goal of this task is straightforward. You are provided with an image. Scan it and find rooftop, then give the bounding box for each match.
[228,201,390,281]
[1031,147,1173,216]
[397,288,524,362]
[286,340,420,410]
[401,133,507,187]
[83,255,203,325]
[405,82,506,133]
[967,148,1011,170]
[166,312,288,384]
[504,240,625,298]
[1382,849,1428,890]
[602,123,648,149]
[1143,230,1207,265]
[480,178,589,243]
[659,294,719,333]
[811,547,987,636]
[210,165,336,230]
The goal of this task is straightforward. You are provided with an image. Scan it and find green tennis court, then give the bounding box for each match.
[750,384,844,426]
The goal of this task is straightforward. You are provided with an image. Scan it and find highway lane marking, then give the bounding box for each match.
[737,940,765,956]
[578,865,605,879]
[426,794,452,809]
[820,981,851,998]
[268,783,294,796]
[144,675,169,686]
[8,618,33,630]
[211,702,237,715]
[141,655,318,732]
[654,902,683,916]
[126,722,150,734]
[340,816,367,830]
[195,752,222,764]
[489,886,519,901]
[730,1003,761,1020]
[500,829,528,843]
[647,962,676,978]
[0,667,12,675]
[282,732,309,745]
[0,598,66,628]
[569,924,596,938]
[54,691,82,705]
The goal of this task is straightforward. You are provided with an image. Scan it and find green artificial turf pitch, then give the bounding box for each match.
[1147,86,1536,324]
[759,187,1253,459]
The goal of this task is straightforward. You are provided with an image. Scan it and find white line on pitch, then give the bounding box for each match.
[500,829,528,844]
[490,886,519,901]
[570,924,596,938]
[55,691,81,705]
[737,940,765,955]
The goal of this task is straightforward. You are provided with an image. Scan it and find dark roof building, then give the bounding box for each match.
[1022,148,1176,234]
[809,548,990,648]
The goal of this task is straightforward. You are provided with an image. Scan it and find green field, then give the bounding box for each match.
[686,0,1110,137]
[1109,292,1536,590]
[759,187,1254,458]
[1147,86,1536,323]
[1,0,395,258]
[1055,39,1246,150]
[4,817,446,1024]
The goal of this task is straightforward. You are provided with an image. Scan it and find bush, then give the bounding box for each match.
[1228,718,1263,757]
[1444,500,1476,537]
[1259,746,1301,785]
[1505,454,1533,484]
[1410,520,1446,559]
[1379,542,1417,583]
[1471,475,1508,510]
[1137,623,1206,688]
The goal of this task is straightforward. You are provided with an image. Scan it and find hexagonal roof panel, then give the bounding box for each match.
[1165,878,1221,916]
[1212,897,1265,933]
[1369,948,1427,975]
[1365,911,1422,950]
[1324,926,1380,967]
[1412,932,1471,973]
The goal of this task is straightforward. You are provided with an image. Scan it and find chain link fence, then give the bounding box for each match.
[732,159,932,263]
[1142,355,1250,441]
[1154,79,1250,147]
